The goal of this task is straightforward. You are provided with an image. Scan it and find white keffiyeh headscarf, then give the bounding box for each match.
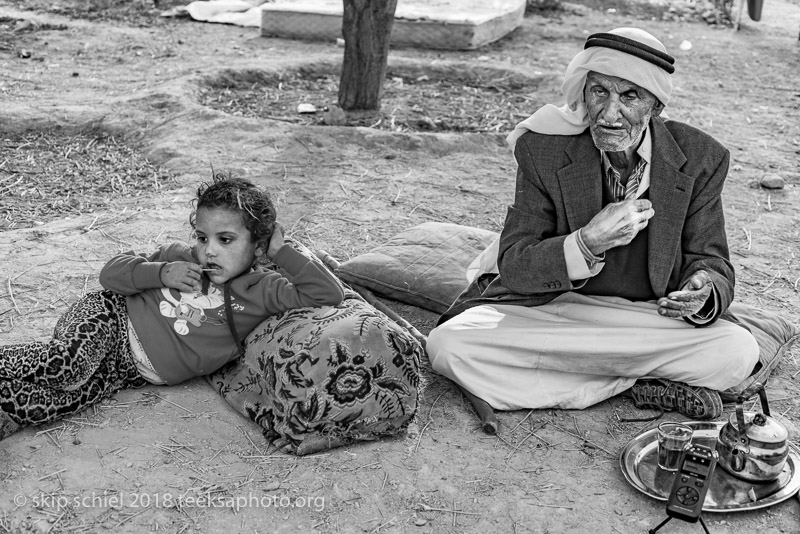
[507,27,674,147]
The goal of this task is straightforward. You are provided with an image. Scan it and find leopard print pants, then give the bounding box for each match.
[0,291,146,434]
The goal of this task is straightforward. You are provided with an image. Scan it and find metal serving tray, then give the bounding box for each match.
[619,421,800,511]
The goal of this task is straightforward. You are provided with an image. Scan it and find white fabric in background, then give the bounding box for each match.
[165,0,267,27]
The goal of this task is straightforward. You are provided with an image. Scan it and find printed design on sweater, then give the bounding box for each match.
[158,285,225,335]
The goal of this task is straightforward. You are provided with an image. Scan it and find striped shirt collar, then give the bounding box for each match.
[601,124,652,199]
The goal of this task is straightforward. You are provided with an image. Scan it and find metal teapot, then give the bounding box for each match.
[716,384,789,483]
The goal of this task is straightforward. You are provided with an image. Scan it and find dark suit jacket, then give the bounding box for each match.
[439,117,736,326]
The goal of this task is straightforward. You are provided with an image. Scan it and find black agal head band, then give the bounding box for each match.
[584,32,675,74]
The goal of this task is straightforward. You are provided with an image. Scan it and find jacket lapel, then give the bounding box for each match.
[555,122,695,296]
[560,132,604,232]
[647,118,693,296]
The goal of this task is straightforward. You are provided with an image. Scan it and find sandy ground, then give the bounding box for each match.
[1,1,800,533]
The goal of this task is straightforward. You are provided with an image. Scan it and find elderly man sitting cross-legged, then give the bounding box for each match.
[426,27,759,420]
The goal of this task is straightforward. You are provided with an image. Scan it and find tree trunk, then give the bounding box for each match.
[338,0,398,112]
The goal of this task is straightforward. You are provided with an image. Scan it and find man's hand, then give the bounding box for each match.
[266,222,285,261]
[160,261,203,292]
[657,270,713,318]
[580,199,655,255]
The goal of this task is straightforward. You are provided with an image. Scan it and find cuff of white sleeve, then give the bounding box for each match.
[564,230,603,281]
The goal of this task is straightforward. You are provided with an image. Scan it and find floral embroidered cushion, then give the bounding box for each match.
[207,239,424,455]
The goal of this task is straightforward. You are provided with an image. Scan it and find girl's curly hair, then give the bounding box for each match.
[189,171,277,262]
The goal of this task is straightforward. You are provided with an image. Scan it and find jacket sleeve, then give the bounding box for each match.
[677,150,734,324]
[258,245,345,314]
[496,136,576,295]
[99,242,193,295]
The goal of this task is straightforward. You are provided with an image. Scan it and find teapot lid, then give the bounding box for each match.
[730,412,789,443]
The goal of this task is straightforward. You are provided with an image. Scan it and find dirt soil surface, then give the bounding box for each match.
[1,1,800,533]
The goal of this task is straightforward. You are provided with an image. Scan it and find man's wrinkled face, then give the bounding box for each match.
[584,71,662,153]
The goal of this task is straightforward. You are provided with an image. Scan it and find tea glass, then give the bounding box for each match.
[656,422,693,471]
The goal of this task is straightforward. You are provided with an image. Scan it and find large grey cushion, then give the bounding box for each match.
[335,222,498,314]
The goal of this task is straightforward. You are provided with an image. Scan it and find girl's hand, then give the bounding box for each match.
[266,222,285,260]
[160,261,203,292]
